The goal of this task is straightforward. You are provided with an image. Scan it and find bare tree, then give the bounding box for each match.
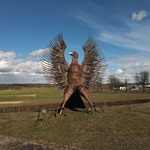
[124,79,128,93]
[108,75,121,92]
[134,71,149,93]
[94,76,103,92]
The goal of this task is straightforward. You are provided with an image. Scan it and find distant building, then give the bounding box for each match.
[114,86,126,91]
[145,85,150,90]
[130,84,149,90]
[130,85,139,90]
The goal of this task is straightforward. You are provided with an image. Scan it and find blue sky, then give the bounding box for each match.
[0,0,150,83]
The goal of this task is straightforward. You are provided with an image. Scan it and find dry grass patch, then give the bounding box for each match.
[0,103,150,149]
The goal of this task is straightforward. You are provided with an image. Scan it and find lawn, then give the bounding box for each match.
[0,87,62,104]
[0,87,149,105]
[0,103,150,149]
[0,87,150,149]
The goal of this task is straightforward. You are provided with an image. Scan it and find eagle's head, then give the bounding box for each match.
[69,51,78,59]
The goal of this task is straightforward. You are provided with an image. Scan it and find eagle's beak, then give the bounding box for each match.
[69,51,73,55]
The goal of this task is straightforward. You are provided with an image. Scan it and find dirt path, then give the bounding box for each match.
[0,101,23,105]
[0,135,80,150]
[0,135,54,150]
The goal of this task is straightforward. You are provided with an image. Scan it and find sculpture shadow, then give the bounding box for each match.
[64,91,86,110]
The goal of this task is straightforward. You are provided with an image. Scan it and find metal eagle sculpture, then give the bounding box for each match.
[41,33,107,114]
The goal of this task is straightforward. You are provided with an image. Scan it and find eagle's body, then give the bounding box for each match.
[61,51,93,109]
[41,33,107,113]
[68,52,82,85]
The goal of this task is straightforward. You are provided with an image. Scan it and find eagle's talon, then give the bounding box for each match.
[57,107,64,114]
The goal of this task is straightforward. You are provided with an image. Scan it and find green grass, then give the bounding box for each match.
[0,87,62,104]
[90,91,150,102]
[0,87,150,149]
[0,103,150,149]
[0,87,149,105]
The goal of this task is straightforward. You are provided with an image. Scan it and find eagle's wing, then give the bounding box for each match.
[81,36,107,88]
[41,33,68,90]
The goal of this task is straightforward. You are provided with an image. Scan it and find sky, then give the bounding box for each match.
[0,0,150,84]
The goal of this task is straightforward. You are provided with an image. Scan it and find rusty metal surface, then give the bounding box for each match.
[41,33,107,109]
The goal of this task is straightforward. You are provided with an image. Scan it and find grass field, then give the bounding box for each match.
[0,87,149,105]
[0,104,150,149]
[0,87,62,104]
[0,87,150,149]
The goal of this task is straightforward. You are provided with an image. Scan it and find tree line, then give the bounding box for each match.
[108,71,149,93]
[0,71,149,93]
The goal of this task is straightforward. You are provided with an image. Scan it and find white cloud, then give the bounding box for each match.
[0,60,11,72]
[115,69,123,74]
[0,50,46,83]
[73,9,150,52]
[0,51,16,60]
[28,49,44,58]
[131,10,148,21]
[27,49,44,61]
[0,49,149,84]
[73,9,150,83]
[107,53,150,83]
[98,23,150,52]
